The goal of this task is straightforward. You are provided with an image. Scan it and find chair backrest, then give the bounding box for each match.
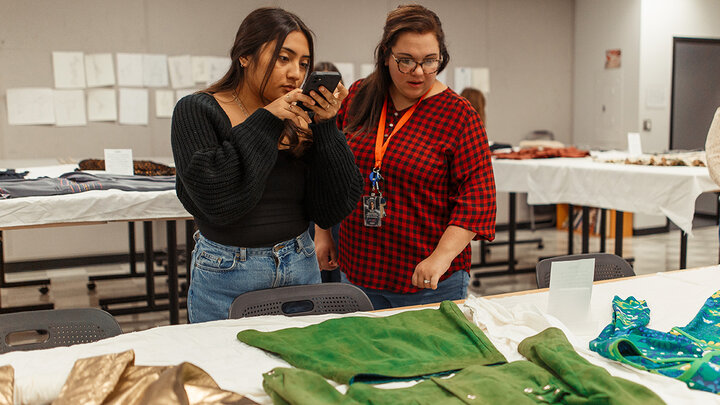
[0,308,122,353]
[229,283,374,319]
[535,253,635,289]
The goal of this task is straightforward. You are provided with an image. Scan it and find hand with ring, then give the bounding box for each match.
[304,82,348,123]
[265,88,316,128]
[412,253,453,290]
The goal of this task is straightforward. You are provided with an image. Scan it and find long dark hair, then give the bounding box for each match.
[460,87,486,124]
[205,7,315,155]
[345,5,449,135]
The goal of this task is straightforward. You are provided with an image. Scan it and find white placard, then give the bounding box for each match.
[333,62,354,86]
[143,54,169,87]
[87,88,117,122]
[191,56,210,83]
[53,90,86,126]
[547,259,595,332]
[84,53,116,87]
[168,55,194,89]
[627,132,642,157]
[175,88,196,103]
[6,88,55,125]
[116,53,143,87]
[205,56,231,86]
[118,88,148,125]
[436,69,448,86]
[104,149,134,176]
[155,90,175,118]
[453,67,472,92]
[472,67,490,94]
[645,87,666,109]
[53,51,86,89]
[360,63,374,80]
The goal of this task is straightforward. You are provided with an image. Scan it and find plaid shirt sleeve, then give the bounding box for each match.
[447,105,496,241]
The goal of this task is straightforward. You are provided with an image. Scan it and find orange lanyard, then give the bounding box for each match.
[374,88,432,170]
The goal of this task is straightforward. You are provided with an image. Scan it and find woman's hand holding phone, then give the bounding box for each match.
[307,82,348,123]
[265,88,315,129]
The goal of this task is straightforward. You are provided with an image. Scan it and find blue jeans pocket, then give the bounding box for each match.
[193,239,238,273]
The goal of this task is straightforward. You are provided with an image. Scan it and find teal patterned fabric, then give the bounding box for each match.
[590,291,720,394]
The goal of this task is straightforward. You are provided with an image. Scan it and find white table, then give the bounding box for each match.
[492,157,718,266]
[1,266,718,404]
[0,163,191,321]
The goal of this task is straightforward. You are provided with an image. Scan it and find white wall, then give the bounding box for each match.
[0,0,574,261]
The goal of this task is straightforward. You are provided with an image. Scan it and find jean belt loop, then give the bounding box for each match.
[239,247,246,262]
[193,230,200,242]
[295,232,305,253]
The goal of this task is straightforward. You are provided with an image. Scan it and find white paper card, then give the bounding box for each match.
[175,88,196,103]
[53,52,86,89]
[143,54,169,87]
[453,67,473,92]
[191,56,210,83]
[104,149,134,176]
[472,67,490,94]
[168,55,194,89]
[6,88,55,125]
[334,62,354,87]
[116,53,143,87]
[645,87,666,109]
[436,69,448,86]
[627,132,642,157]
[53,90,86,126]
[547,258,595,332]
[205,56,231,86]
[118,88,148,125]
[360,63,374,80]
[87,89,117,122]
[84,53,116,87]
[155,90,175,118]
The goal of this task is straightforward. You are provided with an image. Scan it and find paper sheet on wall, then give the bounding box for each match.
[6,88,55,125]
[191,56,210,83]
[205,56,231,86]
[360,63,374,80]
[116,53,143,87]
[118,88,148,125]
[143,54,169,87]
[53,90,86,126]
[84,53,116,87]
[87,88,117,122]
[53,51,86,89]
[168,55,194,89]
[436,69,448,86]
[547,258,596,333]
[472,67,490,94]
[104,149,134,176]
[333,62,354,87]
[175,88,196,103]
[155,90,175,118]
[627,132,642,157]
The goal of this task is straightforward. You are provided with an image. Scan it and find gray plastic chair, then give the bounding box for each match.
[229,283,373,318]
[0,308,122,353]
[535,253,635,289]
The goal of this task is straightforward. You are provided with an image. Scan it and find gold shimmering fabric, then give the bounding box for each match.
[52,350,254,405]
[0,365,13,405]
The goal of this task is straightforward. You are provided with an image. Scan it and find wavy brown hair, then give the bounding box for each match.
[460,87,486,124]
[345,4,449,135]
[204,7,315,156]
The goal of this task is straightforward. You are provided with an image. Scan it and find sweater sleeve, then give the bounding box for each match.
[305,118,364,229]
[705,107,720,186]
[171,94,285,224]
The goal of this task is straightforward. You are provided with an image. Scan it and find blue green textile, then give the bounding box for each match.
[590,291,720,394]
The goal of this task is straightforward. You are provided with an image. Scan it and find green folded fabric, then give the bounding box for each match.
[261,328,666,405]
[238,301,507,384]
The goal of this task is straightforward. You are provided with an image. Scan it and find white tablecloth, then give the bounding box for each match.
[492,157,718,235]
[1,267,718,404]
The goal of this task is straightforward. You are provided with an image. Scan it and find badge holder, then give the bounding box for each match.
[363,168,387,227]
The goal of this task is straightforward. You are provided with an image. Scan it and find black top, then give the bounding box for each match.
[171,92,363,247]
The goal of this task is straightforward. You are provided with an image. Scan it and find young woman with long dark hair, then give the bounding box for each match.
[315,5,496,309]
[171,7,363,322]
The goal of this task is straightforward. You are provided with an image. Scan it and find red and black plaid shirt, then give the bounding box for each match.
[337,81,496,293]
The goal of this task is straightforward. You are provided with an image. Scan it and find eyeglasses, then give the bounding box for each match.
[391,54,441,74]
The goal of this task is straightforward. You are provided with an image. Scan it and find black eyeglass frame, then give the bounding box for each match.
[390,54,442,74]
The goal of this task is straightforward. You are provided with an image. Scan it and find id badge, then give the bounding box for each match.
[363,195,382,227]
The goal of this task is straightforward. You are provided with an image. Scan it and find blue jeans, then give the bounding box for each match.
[188,230,321,323]
[340,270,470,310]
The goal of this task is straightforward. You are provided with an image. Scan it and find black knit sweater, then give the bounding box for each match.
[171,93,363,232]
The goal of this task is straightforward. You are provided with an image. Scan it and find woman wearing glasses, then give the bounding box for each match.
[314,5,496,309]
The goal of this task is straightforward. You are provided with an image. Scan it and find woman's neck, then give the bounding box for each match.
[235,84,265,114]
[388,80,445,111]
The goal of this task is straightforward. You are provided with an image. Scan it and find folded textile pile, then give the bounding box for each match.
[78,159,176,176]
[493,146,590,160]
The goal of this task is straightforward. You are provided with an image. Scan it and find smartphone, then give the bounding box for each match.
[297,71,342,111]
